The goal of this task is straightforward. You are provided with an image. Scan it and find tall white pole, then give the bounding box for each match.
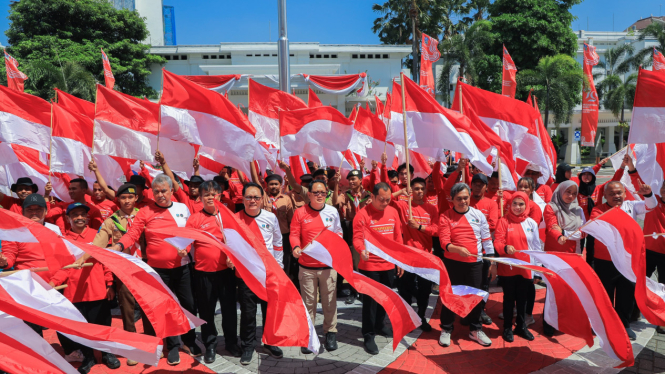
[277,0,291,93]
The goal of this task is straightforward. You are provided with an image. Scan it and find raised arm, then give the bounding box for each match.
[279,160,303,194]
[89,160,116,199]
[154,150,180,192]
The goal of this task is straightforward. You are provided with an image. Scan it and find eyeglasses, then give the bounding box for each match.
[244,196,262,201]
[310,191,327,196]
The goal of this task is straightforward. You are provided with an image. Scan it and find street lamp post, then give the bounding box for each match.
[277,0,290,93]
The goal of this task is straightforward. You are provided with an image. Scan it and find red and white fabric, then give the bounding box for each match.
[523,251,635,368]
[0,311,78,374]
[374,95,384,118]
[582,43,600,147]
[160,70,260,173]
[236,209,284,268]
[349,106,395,165]
[3,49,27,92]
[50,102,94,176]
[308,87,323,108]
[502,45,517,98]
[654,48,665,72]
[581,208,665,327]
[157,204,320,353]
[94,84,195,174]
[634,142,665,195]
[302,73,368,97]
[609,145,641,200]
[248,79,307,148]
[453,80,554,184]
[279,106,355,160]
[183,74,241,94]
[197,153,226,180]
[363,228,487,317]
[628,68,665,145]
[419,33,440,97]
[0,84,51,153]
[101,49,115,90]
[304,229,421,350]
[55,88,95,119]
[285,155,309,182]
[0,270,163,365]
[532,95,558,175]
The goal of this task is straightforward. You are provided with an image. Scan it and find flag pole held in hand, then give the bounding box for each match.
[400,72,412,219]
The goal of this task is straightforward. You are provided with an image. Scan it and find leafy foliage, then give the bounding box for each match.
[632,22,665,69]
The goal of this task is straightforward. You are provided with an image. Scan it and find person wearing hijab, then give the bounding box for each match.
[544,181,586,254]
[550,163,573,193]
[494,192,541,343]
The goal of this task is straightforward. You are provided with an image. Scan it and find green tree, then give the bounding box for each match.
[5,0,165,99]
[25,61,96,101]
[436,58,456,107]
[438,20,496,85]
[632,22,665,69]
[518,54,583,127]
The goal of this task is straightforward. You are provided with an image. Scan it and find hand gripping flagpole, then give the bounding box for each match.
[400,72,412,219]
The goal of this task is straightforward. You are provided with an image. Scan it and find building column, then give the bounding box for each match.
[566,126,581,165]
[605,125,616,155]
[336,95,346,114]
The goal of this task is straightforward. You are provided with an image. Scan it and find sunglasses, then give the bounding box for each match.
[310,191,327,196]
[244,196,262,201]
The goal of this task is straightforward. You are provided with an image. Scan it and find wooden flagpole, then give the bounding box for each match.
[54,284,68,291]
[0,262,94,278]
[468,254,556,276]
[608,145,629,160]
[564,206,617,240]
[48,103,53,182]
[498,156,504,217]
[400,72,412,219]
[458,82,465,184]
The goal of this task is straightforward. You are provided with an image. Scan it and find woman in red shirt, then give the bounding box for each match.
[494,192,540,343]
[544,181,586,254]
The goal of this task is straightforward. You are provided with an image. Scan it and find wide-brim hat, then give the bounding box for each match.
[184,175,205,186]
[11,177,38,193]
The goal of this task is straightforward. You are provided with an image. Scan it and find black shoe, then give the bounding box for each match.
[263,344,283,359]
[301,347,313,354]
[626,327,637,341]
[543,322,555,337]
[188,344,202,357]
[101,353,120,369]
[514,327,535,341]
[345,295,355,305]
[325,332,338,351]
[376,325,393,337]
[226,343,242,358]
[364,337,379,355]
[420,321,432,332]
[339,288,351,297]
[133,309,142,322]
[502,329,514,342]
[77,356,96,374]
[240,349,253,365]
[480,311,492,326]
[657,326,665,334]
[167,347,180,366]
[204,346,216,364]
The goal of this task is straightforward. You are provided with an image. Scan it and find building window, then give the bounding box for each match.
[368,54,373,59]
[332,54,337,58]
[220,55,225,59]
[227,55,231,59]
[360,54,366,58]
[324,54,329,58]
[203,55,209,59]
[211,55,217,59]
[173,55,180,60]
[263,54,269,56]
[271,54,276,57]
[165,55,171,60]
[255,54,261,56]
[310,54,314,58]
[316,54,321,58]
[290,54,294,56]
[375,54,380,59]
[246,54,252,57]
[352,54,358,58]
[181,55,187,60]
[383,54,389,59]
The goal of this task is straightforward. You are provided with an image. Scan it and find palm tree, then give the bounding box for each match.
[22,60,96,101]
[518,54,584,127]
[632,22,665,69]
[439,19,495,85]
[602,73,637,149]
[436,57,456,107]
[595,45,634,149]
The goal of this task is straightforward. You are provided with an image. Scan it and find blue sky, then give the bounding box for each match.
[0,0,663,46]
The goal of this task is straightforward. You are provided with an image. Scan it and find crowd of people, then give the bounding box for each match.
[0,150,660,373]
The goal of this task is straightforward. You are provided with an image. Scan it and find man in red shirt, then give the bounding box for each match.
[352,182,404,355]
[49,203,119,373]
[185,181,241,363]
[91,181,118,221]
[88,160,155,210]
[0,177,46,214]
[156,151,205,213]
[223,166,248,212]
[380,152,413,202]
[47,178,103,232]
[523,163,552,203]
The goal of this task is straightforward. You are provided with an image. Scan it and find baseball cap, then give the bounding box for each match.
[471,173,488,185]
[66,202,91,215]
[22,193,46,209]
[128,175,148,189]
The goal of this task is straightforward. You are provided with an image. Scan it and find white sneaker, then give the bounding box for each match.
[469,330,492,347]
[64,350,84,362]
[438,330,451,347]
[525,315,535,326]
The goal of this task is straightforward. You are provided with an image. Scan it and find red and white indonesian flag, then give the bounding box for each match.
[101,49,115,90]
[50,102,94,176]
[502,45,517,98]
[285,155,309,182]
[532,95,558,176]
[654,48,665,72]
[393,147,435,178]
[628,68,665,145]
[397,76,493,174]
[55,88,95,119]
[375,95,384,118]
[94,84,195,174]
[0,84,51,153]
[304,229,421,350]
[349,106,395,165]
[248,79,307,147]
[453,80,554,183]
[634,142,665,195]
[0,271,163,365]
[0,311,78,374]
[62,238,206,338]
[183,74,241,94]
[582,43,600,147]
[308,87,323,108]
[279,106,354,160]
[580,208,665,327]
[419,33,440,97]
[4,49,27,92]
[363,228,487,317]
[160,69,259,171]
[523,251,634,368]
[610,145,641,200]
[302,73,368,97]
[155,204,320,353]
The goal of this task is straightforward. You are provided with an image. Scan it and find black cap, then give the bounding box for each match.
[265,174,283,184]
[184,175,205,185]
[490,171,499,179]
[128,175,148,189]
[117,183,138,196]
[11,177,38,193]
[66,202,91,215]
[300,174,313,183]
[471,173,488,185]
[312,169,327,179]
[346,169,362,179]
[22,193,46,209]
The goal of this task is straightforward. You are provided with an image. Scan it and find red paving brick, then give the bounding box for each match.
[381,289,587,374]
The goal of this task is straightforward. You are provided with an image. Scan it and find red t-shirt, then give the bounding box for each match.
[352,203,402,271]
[439,207,494,263]
[186,209,228,272]
[290,204,343,268]
[46,201,104,233]
[175,188,203,215]
[470,196,499,233]
[493,217,541,278]
[0,195,25,215]
[228,171,245,204]
[94,198,118,221]
[391,200,438,252]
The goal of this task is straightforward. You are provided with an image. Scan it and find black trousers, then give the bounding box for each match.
[237,277,267,350]
[398,272,432,321]
[501,275,531,331]
[432,237,444,260]
[58,299,111,358]
[526,282,536,316]
[340,221,359,296]
[142,265,196,351]
[646,249,665,283]
[360,268,395,339]
[582,236,595,268]
[282,234,299,289]
[194,268,237,348]
[595,259,635,327]
[440,258,483,332]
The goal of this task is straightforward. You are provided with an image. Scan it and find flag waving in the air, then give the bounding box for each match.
[3,49,27,92]
[101,49,115,90]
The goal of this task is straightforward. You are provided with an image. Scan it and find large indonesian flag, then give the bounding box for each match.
[279,106,354,160]
[94,84,194,174]
[350,106,396,166]
[419,33,440,97]
[101,49,115,90]
[183,74,241,94]
[248,79,307,147]
[302,73,368,97]
[3,49,27,92]
[0,84,51,153]
[50,102,94,176]
[308,87,323,108]
[628,68,665,145]
[654,48,665,72]
[453,80,554,184]
[634,143,665,194]
[55,88,95,118]
[502,45,517,98]
[582,43,600,147]
[160,69,259,171]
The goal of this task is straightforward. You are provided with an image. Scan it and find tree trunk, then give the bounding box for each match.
[544,84,550,129]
